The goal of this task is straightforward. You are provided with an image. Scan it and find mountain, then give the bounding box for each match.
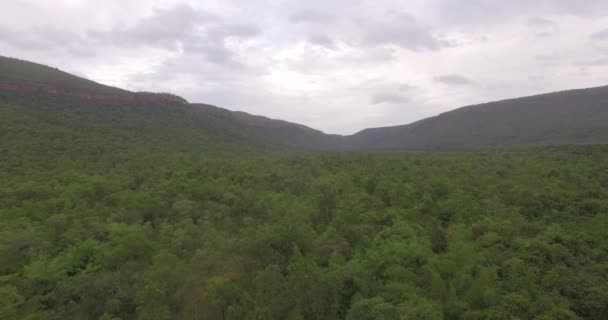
[192,103,342,149]
[347,87,608,149]
[0,57,127,94]
[1,55,607,151]
[0,56,187,104]
[0,56,334,153]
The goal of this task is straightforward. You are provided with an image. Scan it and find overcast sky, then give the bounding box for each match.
[2,0,608,134]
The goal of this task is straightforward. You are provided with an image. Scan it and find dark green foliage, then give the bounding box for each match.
[3,55,608,151]
[0,56,128,94]
[346,86,608,149]
[2,134,607,319]
[1,57,608,319]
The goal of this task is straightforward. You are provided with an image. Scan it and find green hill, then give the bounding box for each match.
[347,87,608,149]
[2,56,608,151]
[0,56,128,94]
[0,56,340,155]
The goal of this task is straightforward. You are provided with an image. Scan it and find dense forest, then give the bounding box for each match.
[1,57,608,319]
[2,123,607,319]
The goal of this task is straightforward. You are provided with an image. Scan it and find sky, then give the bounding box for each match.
[1,1,608,134]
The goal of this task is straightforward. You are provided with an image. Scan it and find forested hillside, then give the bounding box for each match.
[1,56,608,319]
[0,57,127,94]
[0,56,340,150]
[3,56,608,150]
[347,86,608,149]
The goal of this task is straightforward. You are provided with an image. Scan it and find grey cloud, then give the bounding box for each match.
[366,81,415,105]
[527,17,555,28]
[261,5,448,53]
[535,31,554,38]
[288,11,332,24]
[541,0,608,15]
[363,12,448,51]
[527,17,559,37]
[308,34,336,49]
[206,23,262,40]
[591,29,608,40]
[0,27,49,50]
[227,24,262,38]
[129,44,265,87]
[87,4,261,66]
[371,92,411,105]
[90,4,213,49]
[429,1,524,27]
[528,75,544,82]
[0,25,94,57]
[93,4,260,45]
[535,54,560,64]
[181,43,239,66]
[351,78,413,91]
[575,58,608,67]
[431,0,608,28]
[435,74,475,85]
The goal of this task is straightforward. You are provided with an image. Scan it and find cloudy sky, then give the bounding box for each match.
[2,0,608,134]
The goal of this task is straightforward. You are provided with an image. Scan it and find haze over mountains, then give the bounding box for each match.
[1,56,607,150]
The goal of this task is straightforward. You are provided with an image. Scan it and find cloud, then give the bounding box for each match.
[0,25,94,57]
[434,74,475,86]
[371,92,410,105]
[362,11,448,51]
[182,43,240,65]
[428,0,608,28]
[591,29,608,40]
[85,4,261,67]
[288,11,332,24]
[575,58,608,67]
[307,34,336,49]
[88,4,214,50]
[527,17,559,37]
[534,54,561,67]
[527,17,555,28]
[210,24,262,39]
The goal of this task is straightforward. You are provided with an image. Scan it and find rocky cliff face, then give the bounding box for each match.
[0,81,188,104]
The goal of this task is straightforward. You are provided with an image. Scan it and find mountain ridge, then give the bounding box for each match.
[0,56,188,105]
[1,55,607,149]
[352,84,608,134]
[346,85,608,149]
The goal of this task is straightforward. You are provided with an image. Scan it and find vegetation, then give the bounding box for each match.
[2,107,608,319]
[0,57,127,94]
[1,57,607,319]
[348,86,608,149]
[3,56,608,151]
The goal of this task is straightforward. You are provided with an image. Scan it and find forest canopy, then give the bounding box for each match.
[1,140,607,319]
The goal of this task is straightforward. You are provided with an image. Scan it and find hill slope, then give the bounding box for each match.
[0,56,127,94]
[1,55,608,150]
[0,56,335,153]
[346,86,608,149]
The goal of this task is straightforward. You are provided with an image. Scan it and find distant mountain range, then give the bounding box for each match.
[1,55,607,150]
